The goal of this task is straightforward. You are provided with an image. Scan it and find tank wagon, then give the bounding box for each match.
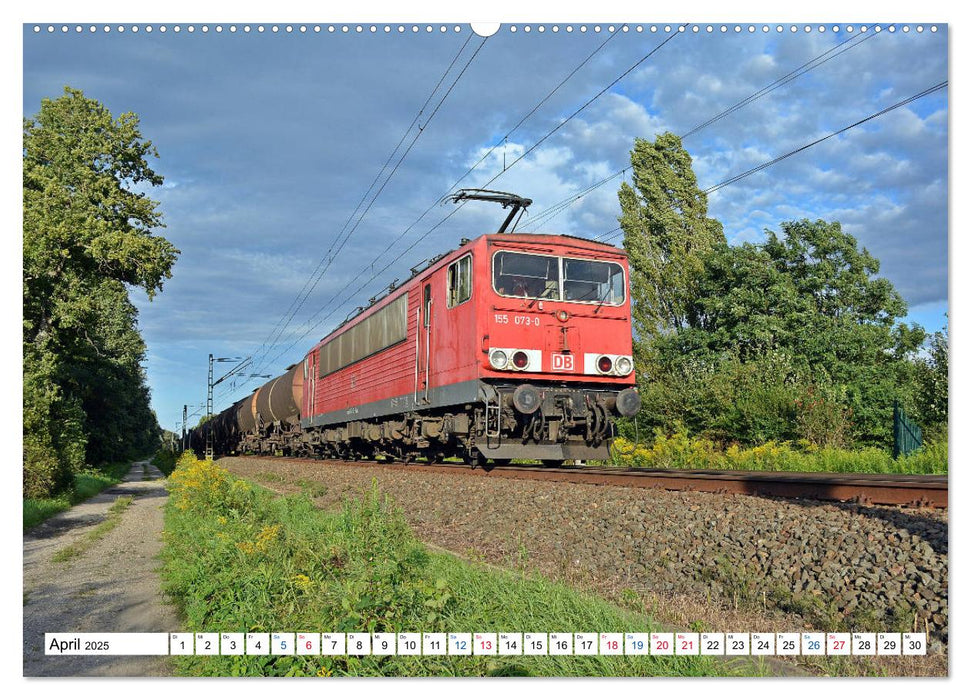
[197,231,641,466]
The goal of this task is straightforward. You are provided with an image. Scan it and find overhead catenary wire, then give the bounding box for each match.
[244,35,488,384]
[290,26,627,317]
[595,79,949,244]
[526,168,630,232]
[249,35,486,381]
[447,26,622,191]
[248,33,475,378]
[478,27,684,186]
[680,29,879,139]
[595,225,623,242]
[248,26,688,380]
[521,28,887,232]
[703,79,947,194]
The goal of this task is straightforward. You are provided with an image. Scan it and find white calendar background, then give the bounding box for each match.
[44,631,928,657]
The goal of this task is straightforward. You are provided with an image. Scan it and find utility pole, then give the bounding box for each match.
[182,404,188,452]
[205,355,268,461]
[206,354,215,460]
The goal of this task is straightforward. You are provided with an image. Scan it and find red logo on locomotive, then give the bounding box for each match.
[551,353,575,372]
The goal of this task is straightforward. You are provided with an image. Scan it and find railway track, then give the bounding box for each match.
[259,457,948,509]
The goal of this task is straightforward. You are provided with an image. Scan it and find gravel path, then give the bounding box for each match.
[223,457,947,675]
[23,461,178,676]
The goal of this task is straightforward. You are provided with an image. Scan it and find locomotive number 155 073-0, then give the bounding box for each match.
[494,313,540,327]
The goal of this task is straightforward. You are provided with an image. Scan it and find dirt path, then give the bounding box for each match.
[23,461,179,676]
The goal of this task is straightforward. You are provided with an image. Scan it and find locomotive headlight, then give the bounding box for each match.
[597,355,613,374]
[615,356,633,376]
[512,350,530,370]
[556,309,569,322]
[490,349,508,370]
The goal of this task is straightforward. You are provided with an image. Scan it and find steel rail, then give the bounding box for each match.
[242,456,947,509]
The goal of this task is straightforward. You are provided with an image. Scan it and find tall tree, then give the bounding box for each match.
[23,87,178,496]
[618,132,725,344]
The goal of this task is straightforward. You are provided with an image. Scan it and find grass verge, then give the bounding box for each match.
[152,448,181,477]
[51,496,134,562]
[24,461,133,531]
[161,454,746,677]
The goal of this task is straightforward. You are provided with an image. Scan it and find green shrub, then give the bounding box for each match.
[152,448,179,476]
[613,432,947,475]
[23,367,87,498]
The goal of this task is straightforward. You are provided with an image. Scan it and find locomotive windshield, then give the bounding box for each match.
[492,251,625,305]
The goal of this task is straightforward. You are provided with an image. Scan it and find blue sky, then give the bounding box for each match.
[22,21,948,433]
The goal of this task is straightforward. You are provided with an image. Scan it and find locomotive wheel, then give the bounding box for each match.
[491,458,512,466]
[541,459,565,468]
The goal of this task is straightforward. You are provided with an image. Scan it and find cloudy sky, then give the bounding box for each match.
[22,21,948,432]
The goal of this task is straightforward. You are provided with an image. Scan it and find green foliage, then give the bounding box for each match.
[675,221,925,447]
[23,462,133,530]
[913,323,948,440]
[161,457,727,677]
[23,87,178,496]
[636,345,811,447]
[613,431,947,474]
[152,448,179,477]
[619,133,937,450]
[23,358,87,496]
[618,132,725,340]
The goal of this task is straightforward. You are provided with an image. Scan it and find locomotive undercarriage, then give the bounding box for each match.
[224,382,639,467]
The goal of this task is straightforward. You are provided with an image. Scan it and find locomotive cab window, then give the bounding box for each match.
[563,258,625,305]
[493,251,559,300]
[492,250,625,305]
[447,254,472,308]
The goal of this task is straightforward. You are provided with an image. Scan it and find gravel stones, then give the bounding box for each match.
[222,457,948,648]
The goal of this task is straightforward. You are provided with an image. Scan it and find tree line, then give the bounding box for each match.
[23,87,179,497]
[618,133,947,451]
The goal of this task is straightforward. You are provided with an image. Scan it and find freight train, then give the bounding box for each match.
[190,215,640,466]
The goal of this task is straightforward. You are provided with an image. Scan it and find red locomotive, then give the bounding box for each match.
[195,192,641,466]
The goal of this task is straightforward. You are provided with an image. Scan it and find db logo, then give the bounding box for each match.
[551,353,574,371]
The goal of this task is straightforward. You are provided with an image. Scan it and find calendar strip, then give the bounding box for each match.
[44,631,928,656]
